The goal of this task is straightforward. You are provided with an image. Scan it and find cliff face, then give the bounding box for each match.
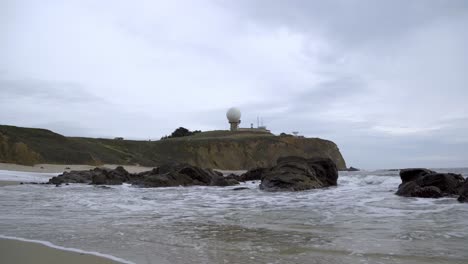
[0,126,346,170]
[160,135,346,170]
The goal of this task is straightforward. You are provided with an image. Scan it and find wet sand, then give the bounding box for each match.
[0,180,21,186]
[0,237,126,264]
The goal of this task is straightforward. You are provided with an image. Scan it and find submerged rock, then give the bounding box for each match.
[232,187,250,191]
[341,166,360,172]
[259,156,338,192]
[396,168,465,199]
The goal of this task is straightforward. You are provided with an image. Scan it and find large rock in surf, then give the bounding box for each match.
[48,164,239,187]
[225,167,267,182]
[259,156,338,192]
[458,179,468,203]
[396,168,465,198]
[48,166,131,185]
[131,163,239,187]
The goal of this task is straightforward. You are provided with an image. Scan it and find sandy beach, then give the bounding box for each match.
[0,162,154,174]
[0,237,127,264]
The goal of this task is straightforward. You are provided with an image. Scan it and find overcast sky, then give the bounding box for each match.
[1,0,467,169]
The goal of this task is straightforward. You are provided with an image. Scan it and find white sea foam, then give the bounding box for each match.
[0,169,467,264]
[0,169,57,182]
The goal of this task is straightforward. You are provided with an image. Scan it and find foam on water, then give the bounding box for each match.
[0,169,58,182]
[1,169,468,264]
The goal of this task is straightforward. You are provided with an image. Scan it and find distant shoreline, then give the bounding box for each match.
[0,235,132,264]
[0,162,154,174]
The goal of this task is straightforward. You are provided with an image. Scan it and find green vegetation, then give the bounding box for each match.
[160,127,201,139]
[0,125,346,169]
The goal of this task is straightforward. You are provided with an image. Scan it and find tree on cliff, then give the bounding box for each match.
[161,127,201,139]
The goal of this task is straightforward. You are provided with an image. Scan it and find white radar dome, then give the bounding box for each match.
[226,107,241,122]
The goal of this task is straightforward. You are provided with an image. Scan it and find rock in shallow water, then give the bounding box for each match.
[396,168,465,199]
[458,179,468,203]
[259,156,338,192]
[48,164,239,188]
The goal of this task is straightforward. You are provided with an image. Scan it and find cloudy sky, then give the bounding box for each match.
[1,0,467,169]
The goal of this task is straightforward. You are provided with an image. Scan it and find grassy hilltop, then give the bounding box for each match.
[0,125,346,170]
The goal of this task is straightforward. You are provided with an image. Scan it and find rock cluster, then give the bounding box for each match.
[225,167,267,182]
[48,164,239,188]
[457,178,468,203]
[258,156,338,192]
[396,168,466,201]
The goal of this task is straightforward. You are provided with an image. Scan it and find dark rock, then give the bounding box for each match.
[412,186,442,198]
[341,166,360,171]
[91,166,130,185]
[259,156,338,192]
[232,187,250,191]
[236,167,267,182]
[399,168,436,184]
[396,168,465,198]
[131,163,239,188]
[48,170,94,184]
[48,166,131,185]
[95,186,112,190]
[458,178,468,203]
[46,163,244,188]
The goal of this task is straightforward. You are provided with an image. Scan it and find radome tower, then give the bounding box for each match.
[226,107,241,131]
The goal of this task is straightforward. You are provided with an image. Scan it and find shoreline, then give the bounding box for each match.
[0,162,247,176]
[0,162,154,174]
[0,235,133,264]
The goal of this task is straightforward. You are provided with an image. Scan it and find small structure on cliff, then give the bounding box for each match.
[226,107,270,133]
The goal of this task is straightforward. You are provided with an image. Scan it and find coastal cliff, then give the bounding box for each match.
[0,125,346,170]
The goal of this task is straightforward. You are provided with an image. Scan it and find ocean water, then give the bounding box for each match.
[0,168,467,264]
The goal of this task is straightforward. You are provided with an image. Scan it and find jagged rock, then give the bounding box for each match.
[91,166,131,185]
[458,179,468,203]
[396,169,465,198]
[48,166,131,185]
[48,169,96,184]
[236,167,267,182]
[48,163,239,188]
[130,163,238,188]
[259,156,338,192]
[399,168,436,184]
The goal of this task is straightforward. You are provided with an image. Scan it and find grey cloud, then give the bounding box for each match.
[226,0,468,46]
[1,0,467,169]
[0,79,104,104]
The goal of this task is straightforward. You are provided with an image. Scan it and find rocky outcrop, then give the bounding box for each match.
[458,179,468,203]
[259,156,338,192]
[226,167,267,182]
[48,164,239,188]
[48,166,131,185]
[132,164,239,187]
[396,168,465,199]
